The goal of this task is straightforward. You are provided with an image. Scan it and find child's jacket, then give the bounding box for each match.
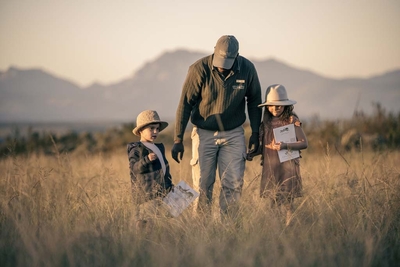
[127,142,173,204]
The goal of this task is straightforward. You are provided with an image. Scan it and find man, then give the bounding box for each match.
[171,35,262,219]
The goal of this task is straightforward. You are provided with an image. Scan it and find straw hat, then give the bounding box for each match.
[258,84,297,107]
[132,110,168,136]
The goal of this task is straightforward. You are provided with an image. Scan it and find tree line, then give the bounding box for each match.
[1,103,399,158]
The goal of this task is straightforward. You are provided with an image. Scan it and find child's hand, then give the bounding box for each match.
[148,153,157,161]
[273,142,285,151]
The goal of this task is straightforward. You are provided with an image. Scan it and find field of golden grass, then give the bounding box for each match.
[1,146,399,266]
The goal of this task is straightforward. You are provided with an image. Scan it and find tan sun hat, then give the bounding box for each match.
[132,110,168,136]
[258,84,297,107]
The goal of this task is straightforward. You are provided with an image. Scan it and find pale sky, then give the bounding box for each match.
[1,0,399,87]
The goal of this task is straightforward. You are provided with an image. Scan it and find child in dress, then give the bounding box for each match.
[127,110,173,231]
[247,84,308,226]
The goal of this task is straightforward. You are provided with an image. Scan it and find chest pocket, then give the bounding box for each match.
[232,79,246,90]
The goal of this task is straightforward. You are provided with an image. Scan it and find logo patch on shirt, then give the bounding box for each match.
[233,79,245,90]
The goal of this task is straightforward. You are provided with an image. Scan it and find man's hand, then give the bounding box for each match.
[248,132,259,153]
[171,141,184,163]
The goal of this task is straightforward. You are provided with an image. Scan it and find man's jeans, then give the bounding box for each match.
[190,126,246,216]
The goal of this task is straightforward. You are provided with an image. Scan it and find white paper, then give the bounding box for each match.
[163,180,199,217]
[273,124,300,163]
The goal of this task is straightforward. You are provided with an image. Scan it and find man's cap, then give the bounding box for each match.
[212,35,239,69]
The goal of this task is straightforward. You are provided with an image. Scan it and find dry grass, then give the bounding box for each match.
[1,147,399,267]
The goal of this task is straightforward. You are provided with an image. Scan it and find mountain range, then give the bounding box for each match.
[1,49,399,123]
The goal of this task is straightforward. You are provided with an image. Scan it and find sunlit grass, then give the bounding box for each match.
[1,148,399,266]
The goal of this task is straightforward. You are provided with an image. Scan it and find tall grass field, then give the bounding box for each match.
[1,145,399,266]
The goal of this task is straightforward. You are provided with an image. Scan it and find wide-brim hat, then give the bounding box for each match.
[132,110,168,136]
[258,84,297,107]
[212,35,239,69]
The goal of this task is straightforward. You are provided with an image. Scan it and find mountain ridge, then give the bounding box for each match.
[1,50,399,122]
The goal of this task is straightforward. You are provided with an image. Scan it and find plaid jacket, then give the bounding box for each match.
[127,142,173,203]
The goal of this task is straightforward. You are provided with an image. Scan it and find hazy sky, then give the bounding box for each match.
[1,0,399,87]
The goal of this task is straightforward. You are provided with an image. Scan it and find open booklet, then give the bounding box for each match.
[163,180,199,217]
[273,124,300,163]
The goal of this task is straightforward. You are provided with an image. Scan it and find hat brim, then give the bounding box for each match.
[258,100,297,107]
[213,55,236,69]
[132,121,169,136]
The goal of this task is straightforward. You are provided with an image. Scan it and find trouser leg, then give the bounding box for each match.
[194,128,218,213]
[217,127,246,217]
[191,127,200,211]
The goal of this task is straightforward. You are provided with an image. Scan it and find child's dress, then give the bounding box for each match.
[260,115,303,204]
